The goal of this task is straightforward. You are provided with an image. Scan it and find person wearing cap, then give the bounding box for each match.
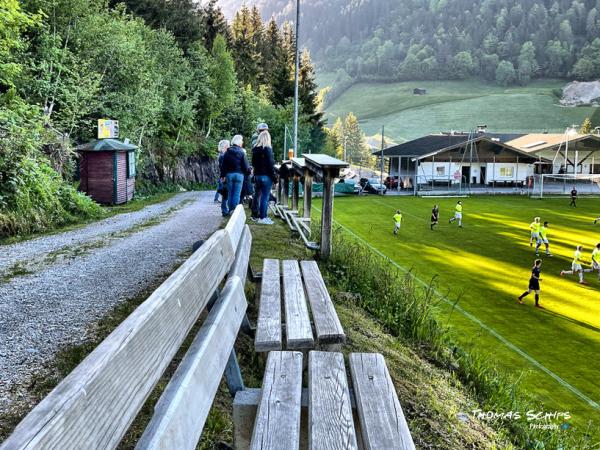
[252,122,269,148]
[220,134,250,216]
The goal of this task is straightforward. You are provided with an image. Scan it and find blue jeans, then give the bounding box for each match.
[226,173,244,214]
[255,175,273,219]
[214,181,221,202]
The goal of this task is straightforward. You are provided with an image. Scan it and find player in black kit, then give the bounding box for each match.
[518,259,543,308]
[430,204,439,230]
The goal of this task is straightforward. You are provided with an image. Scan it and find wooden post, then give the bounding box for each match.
[292,174,300,211]
[303,170,313,219]
[282,174,289,208]
[320,170,335,260]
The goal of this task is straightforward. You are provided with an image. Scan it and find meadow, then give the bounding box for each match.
[321,78,598,142]
[318,194,600,437]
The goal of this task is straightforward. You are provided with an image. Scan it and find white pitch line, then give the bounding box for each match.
[313,205,600,410]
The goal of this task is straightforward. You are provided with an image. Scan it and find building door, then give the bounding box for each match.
[461,166,470,184]
[480,166,486,185]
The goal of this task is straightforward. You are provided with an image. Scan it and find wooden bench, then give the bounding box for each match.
[233,350,416,450]
[254,259,345,353]
[1,206,251,450]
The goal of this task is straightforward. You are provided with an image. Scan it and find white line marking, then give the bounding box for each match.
[313,205,600,410]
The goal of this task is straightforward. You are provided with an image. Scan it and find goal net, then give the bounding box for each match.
[530,173,600,198]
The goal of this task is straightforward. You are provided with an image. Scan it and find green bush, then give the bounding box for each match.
[0,157,103,237]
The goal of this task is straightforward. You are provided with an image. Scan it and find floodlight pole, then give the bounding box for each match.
[292,0,300,158]
[380,125,385,195]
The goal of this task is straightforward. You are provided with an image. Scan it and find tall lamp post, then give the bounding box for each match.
[292,0,300,158]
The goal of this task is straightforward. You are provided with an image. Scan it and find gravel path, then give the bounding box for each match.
[0,191,222,416]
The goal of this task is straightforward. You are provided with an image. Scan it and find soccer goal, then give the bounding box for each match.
[530,173,600,198]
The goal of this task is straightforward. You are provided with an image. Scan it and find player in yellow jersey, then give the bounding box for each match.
[592,243,600,281]
[393,210,403,235]
[560,245,588,284]
[448,201,463,227]
[529,217,541,247]
[535,222,552,257]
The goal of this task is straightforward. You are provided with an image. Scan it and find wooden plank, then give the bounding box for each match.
[282,260,314,350]
[2,230,235,450]
[225,204,246,254]
[255,259,282,352]
[308,351,358,450]
[349,353,415,450]
[250,351,303,450]
[300,261,345,345]
[303,171,313,220]
[229,225,252,283]
[319,172,335,260]
[136,276,247,450]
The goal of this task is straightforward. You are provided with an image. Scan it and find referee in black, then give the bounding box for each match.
[518,259,543,308]
[570,186,578,207]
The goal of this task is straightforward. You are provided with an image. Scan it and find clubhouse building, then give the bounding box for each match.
[375,131,600,194]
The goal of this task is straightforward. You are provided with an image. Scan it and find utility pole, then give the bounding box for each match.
[283,124,287,161]
[380,125,385,195]
[293,0,300,158]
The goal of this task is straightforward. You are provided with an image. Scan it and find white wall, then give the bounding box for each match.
[488,163,531,182]
[415,162,531,184]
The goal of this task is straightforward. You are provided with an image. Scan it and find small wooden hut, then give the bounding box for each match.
[76,139,137,205]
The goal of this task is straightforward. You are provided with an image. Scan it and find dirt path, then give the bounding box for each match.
[0,191,221,417]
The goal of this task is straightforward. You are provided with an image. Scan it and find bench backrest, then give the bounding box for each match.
[2,206,248,450]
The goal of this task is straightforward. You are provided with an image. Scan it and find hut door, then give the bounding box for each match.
[480,166,486,184]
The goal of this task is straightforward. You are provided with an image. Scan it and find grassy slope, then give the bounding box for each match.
[322,78,597,142]
[317,195,600,439]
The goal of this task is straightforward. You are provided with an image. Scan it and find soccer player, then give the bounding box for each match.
[529,217,541,247]
[592,243,600,281]
[431,204,439,230]
[535,222,552,256]
[518,259,542,308]
[570,186,577,207]
[560,245,588,284]
[448,201,463,227]
[393,210,403,235]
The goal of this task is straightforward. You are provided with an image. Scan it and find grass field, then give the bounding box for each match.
[321,78,598,142]
[317,195,600,438]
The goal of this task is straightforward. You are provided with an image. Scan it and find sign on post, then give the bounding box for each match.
[98,119,119,139]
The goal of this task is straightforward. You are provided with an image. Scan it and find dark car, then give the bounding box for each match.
[385,176,400,189]
[359,177,387,194]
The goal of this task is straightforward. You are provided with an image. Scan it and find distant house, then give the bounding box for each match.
[413,88,427,95]
[374,132,541,193]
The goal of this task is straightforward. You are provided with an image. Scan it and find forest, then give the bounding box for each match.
[0,0,323,236]
[248,0,600,89]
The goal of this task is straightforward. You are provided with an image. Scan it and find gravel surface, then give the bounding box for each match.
[0,191,222,417]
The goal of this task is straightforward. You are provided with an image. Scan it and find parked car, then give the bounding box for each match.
[385,176,400,189]
[341,178,362,194]
[359,177,387,194]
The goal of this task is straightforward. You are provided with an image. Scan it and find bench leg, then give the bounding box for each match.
[224,349,245,395]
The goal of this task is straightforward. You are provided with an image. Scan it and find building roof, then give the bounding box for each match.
[506,133,600,152]
[375,133,525,157]
[76,139,138,152]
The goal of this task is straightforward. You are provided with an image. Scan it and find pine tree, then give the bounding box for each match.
[581,117,592,134]
[204,0,230,49]
[298,50,324,151]
[344,113,368,165]
[231,5,260,88]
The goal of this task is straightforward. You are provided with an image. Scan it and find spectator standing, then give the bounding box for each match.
[252,129,276,224]
[220,135,250,216]
[216,140,230,216]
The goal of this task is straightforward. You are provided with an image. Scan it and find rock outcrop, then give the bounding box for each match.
[560,80,600,106]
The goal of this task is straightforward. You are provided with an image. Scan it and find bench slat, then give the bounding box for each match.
[283,260,314,349]
[300,261,345,345]
[255,259,282,352]
[349,353,415,450]
[308,351,358,450]
[250,351,303,450]
[136,276,247,450]
[225,205,246,253]
[229,225,252,282]
[2,228,239,450]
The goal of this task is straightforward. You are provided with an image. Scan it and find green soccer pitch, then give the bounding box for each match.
[316,195,600,435]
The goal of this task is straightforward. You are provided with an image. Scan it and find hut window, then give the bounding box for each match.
[436,166,445,176]
[500,167,514,177]
[127,151,136,177]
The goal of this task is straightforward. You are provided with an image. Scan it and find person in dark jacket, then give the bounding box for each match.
[216,140,230,215]
[220,135,250,216]
[251,130,276,224]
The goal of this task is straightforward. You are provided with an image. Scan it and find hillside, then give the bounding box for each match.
[323,79,597,142]
[226,0,600,85]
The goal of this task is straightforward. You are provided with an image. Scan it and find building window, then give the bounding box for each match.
[127,151,136,178]
[436,166,445,176]
[500,167,514,177]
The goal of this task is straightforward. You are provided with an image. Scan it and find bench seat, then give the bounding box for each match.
[255,260,345,352]
[235,351,415,450]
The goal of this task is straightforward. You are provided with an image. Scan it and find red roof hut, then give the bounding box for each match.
[76,139,137,205]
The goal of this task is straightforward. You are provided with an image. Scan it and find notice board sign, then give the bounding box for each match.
[98,119,119,139]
